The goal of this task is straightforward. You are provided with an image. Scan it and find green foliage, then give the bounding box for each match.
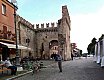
[87,37,97,55]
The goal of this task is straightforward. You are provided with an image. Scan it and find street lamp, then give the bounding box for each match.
[11,0,20,66]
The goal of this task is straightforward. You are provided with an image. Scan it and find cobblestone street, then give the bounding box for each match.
[16,57,104,80]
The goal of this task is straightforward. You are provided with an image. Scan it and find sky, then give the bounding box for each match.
[10,0,104,53]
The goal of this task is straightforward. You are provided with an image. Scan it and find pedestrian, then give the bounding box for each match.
[71,53,74,60]
[3,57,17,75]
[55,54,62,72]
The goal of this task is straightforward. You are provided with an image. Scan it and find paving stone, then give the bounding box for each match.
[9,57,104,80]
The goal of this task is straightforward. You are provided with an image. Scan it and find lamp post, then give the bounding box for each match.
[12,0,20,66]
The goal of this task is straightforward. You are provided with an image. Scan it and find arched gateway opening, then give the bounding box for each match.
[39,40,58,60]
[49,40,58,59]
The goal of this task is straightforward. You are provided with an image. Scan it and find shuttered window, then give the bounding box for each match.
[2,4,6,15]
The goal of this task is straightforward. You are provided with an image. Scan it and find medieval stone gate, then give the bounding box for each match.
[34,5,71,60]
[35,23,58,59]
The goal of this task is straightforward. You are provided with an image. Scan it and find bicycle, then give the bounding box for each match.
[32,61,44,73]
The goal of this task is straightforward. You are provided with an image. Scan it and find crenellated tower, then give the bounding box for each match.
[33,5,71,60]
[58,5,71,60]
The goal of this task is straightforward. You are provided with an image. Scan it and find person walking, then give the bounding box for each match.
[71,52,74,60]
[55,54,62,72]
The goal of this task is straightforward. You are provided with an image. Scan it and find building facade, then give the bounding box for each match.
[0,0,16,60]
[16,15,35,58]
[94,34,104,67]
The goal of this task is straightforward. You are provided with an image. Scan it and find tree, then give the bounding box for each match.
[91,37,97,55]
[87,37,97,55]
[87,43,93,55]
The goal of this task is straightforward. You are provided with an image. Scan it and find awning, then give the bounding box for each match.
[0,42,31,50]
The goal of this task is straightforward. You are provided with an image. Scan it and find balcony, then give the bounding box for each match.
[0,30,15,43]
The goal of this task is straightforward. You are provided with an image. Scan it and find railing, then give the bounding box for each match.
[0,30,16,41]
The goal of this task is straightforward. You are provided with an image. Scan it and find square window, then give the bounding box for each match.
[2,4,6,15]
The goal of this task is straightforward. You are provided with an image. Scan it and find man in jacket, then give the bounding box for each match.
[55,54,62,72]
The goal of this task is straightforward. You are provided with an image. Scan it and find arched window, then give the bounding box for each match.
[3,26,7,39]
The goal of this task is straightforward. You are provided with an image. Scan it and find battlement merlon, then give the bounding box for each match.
[51,22,55,27]
[35,22,57,29]
[46,23,49,28]
[17,15,34,29]
[34,27,58,32]
[36,24,39,29]
[41,23,44,28]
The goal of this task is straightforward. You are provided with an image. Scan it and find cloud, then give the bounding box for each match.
[70,6,104,52]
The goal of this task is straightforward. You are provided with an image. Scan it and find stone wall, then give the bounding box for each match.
[34,25,58,59]
[16,15,35,58]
